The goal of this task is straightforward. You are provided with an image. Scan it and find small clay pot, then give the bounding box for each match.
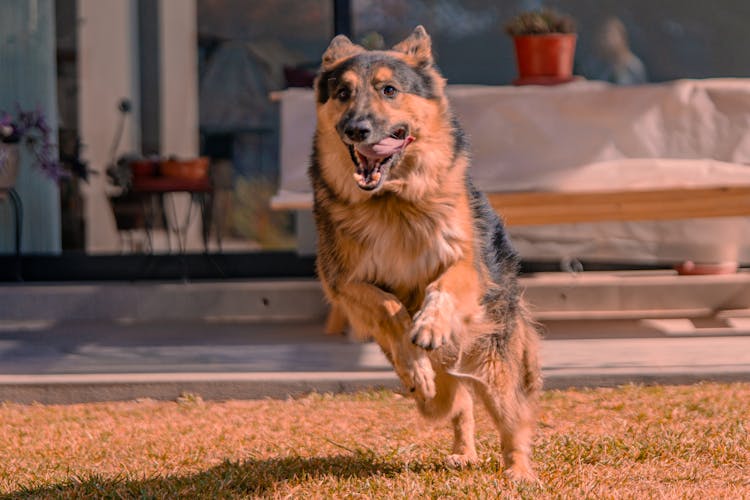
[160,157,210,180]
[512,33,577,85]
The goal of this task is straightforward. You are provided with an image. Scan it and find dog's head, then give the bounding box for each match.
[314,26,453,196]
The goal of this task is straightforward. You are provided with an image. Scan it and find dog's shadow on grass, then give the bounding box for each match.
[10,453,429,498]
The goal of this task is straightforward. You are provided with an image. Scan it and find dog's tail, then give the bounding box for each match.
[518,301,543,396]
[446,301,541,397]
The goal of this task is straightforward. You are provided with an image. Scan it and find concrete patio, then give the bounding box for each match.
[1,275,749,404]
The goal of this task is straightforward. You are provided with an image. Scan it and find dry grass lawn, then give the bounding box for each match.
[1,383,749,499]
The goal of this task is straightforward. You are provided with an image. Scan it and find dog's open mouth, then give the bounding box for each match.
[348,128,414,191]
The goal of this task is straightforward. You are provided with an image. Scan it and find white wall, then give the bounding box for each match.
[158,0,204,252]
[159,0,198,158]
[0,0,61,254]
[77,0,140,253]
[78,0,201,253]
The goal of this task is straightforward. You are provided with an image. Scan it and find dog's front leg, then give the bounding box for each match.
[333,282,436,399]
[411,260,480,351]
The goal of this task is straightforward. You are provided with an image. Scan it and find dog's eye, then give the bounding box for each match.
[336,88,351,101]
[382,85,398,98]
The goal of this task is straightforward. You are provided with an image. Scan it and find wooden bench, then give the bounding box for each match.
[487,186,750,226]
[271,185,750,333]
[272,185,750,226]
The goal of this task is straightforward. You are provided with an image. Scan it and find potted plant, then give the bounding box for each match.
[505,8,577,86]
[0,136,19,190]
[0,106,69,189]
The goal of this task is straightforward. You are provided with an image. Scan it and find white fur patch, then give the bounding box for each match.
[351,208,465,289]
[411,289,458,350]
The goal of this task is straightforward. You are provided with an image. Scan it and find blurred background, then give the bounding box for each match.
[1,0,749,280]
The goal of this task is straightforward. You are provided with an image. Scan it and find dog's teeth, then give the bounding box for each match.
[353,172,364,183]
[371,171,381,182]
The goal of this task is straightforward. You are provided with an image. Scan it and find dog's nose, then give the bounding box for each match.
[344,120,372,142]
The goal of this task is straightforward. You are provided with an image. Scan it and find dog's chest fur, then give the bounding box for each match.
[333,195,466,291]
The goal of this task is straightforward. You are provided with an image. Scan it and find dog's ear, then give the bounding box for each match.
[393,25,433,65]
[321,34,364,69]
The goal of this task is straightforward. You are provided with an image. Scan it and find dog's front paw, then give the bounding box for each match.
[410,290,455,350]
[393,349,436,400]
[408,355,436,400]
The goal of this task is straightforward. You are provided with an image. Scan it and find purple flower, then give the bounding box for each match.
[0,112,21,143]
[0,105,69,182]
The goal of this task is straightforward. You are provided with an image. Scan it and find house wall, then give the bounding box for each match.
[0,0,61,254]
[77,0,199,253]
[351,0,750,85]
[159,0,198,158]
[77,0,141,253]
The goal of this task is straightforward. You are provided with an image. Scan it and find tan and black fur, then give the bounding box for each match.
[309,26,542,480]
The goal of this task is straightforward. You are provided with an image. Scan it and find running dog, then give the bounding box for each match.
[308,26,541,480]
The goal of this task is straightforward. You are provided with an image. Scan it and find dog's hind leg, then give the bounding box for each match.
[471,323,540,482]
[474,375,536,481]
[416,373,478,468]
[446,382,478,468]
[453,316,539,480]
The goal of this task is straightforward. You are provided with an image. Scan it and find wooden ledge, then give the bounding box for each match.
[487,186,750,226]
[273,186,750,226]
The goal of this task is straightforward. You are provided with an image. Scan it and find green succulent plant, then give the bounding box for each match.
[505,8,576,36]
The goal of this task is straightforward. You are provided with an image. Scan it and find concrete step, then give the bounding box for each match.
[524,270,750,320]
[0,279,327,323]
[1,319,749,404]
[2,271,749,323]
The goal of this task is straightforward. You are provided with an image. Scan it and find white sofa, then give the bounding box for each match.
[273,79,750,264]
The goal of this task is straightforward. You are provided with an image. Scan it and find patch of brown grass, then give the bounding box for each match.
[1,383,749,498]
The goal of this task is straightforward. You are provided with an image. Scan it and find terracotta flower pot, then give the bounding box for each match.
[0,143,20,189]
[674,261,738,275]
[129,159,158,178]
[160,157,210,181]
[512,34,577,85]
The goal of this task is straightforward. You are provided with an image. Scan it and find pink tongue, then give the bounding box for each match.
[356,136,414,159]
